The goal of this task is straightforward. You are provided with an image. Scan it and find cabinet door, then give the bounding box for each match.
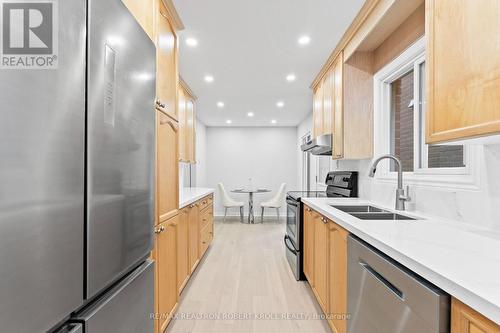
[121,0,155,39]
[303,206,315,284]
[332,54,344,159]
[313,83,324,137]
[156,0,178,118]
[426,0,500,143]
[178,87,187,162]
[186,98,196,163]
[313,214,329,313]
[177,208,189,293]
[188,204,200,273]
[328,222,349,333]
[322,69,334,136]
[156,110,179,224]
[153,216,178,333]
[451,298,500,333]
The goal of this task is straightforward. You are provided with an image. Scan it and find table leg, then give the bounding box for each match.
[248,192,254,224]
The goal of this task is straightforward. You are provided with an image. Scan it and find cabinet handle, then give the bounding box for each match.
[306,208,312,212]
[154,227,161,234]
[189,204,195,208]
[322,217,328,224]
[156,99,166,109]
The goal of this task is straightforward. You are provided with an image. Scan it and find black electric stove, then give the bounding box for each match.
[284,171,358,280]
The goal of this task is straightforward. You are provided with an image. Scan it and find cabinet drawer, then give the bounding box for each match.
[198,195,211,211]
[199,221,213,256]
[200,206,213,229]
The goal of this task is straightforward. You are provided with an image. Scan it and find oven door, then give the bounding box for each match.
[284,235,301,281]
[286,197,300,247]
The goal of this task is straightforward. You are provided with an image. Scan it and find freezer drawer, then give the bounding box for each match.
[347,236,450,333]
[54,323,83,333]
[74,260,154,333]
[86,0,156,298]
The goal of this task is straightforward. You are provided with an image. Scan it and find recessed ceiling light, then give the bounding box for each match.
[217,101,225,108]
[298,35,311,46]
[204,75,214,83]
[247,112,254,117]
[286,74,296,82]
[271,119,277,124]
[226,119,232,124]
[276,101,285,108]
[185,38,198,47]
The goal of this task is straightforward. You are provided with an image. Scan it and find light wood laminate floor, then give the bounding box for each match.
[166,217,331,333]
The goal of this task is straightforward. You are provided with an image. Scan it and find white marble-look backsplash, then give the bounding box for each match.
[334,144,500,231]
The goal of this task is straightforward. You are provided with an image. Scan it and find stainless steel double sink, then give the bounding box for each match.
[331,205,419,221]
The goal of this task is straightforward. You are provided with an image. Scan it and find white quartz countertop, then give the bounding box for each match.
[179,187,214,209]
[301,197,500,325]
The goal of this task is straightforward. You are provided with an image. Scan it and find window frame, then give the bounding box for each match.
[373,37,480,189]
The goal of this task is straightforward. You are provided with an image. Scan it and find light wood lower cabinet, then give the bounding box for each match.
[199,204,214,257]
[328,222,349,333]
[177,207,189,293]
[304,205,348,333]
[153,215,178,333]
[187,203,200,273]
[313,213,329,313]
[451,298,500,333]
[303,206,315,284]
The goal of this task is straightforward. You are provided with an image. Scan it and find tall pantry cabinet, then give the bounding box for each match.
[121,0,183,332]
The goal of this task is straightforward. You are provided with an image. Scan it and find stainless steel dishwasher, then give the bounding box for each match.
[347,235,450,333]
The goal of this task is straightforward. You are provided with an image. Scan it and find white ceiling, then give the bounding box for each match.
[173,0,365,127]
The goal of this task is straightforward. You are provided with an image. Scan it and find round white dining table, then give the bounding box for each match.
[231,189,271,223]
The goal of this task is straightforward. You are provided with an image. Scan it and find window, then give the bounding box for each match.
[373,38,478,189]
[385,44,465,173]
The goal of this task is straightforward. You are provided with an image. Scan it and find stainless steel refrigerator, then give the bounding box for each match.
[0,0,156,332]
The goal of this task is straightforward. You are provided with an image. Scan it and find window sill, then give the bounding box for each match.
[373,169,480,191]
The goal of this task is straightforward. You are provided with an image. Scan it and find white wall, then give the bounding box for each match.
[206,127,298,216]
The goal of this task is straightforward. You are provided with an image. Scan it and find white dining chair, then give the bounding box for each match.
[260,183,287,221]
[218,183,244,222]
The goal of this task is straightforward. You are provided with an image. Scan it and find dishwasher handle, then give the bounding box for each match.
[360,261,404,300]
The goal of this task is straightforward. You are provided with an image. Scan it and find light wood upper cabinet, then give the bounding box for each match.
[186,99,196,163]
[178,87,187,162]
[121,0,155,40]
[303,206,315,284]
[426,0,500,143]
[153,216,178,333]
[156,110,179,224]
[314,54,344,158]
[156,0,178,119]
[313,213,329,313]
[451,298,500,333]
[178,81,197,164]
[322,68,334,137]
[328,221,349,333]
[177,208,190,294]
[313,83,324,137]
[332,54,344,159]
